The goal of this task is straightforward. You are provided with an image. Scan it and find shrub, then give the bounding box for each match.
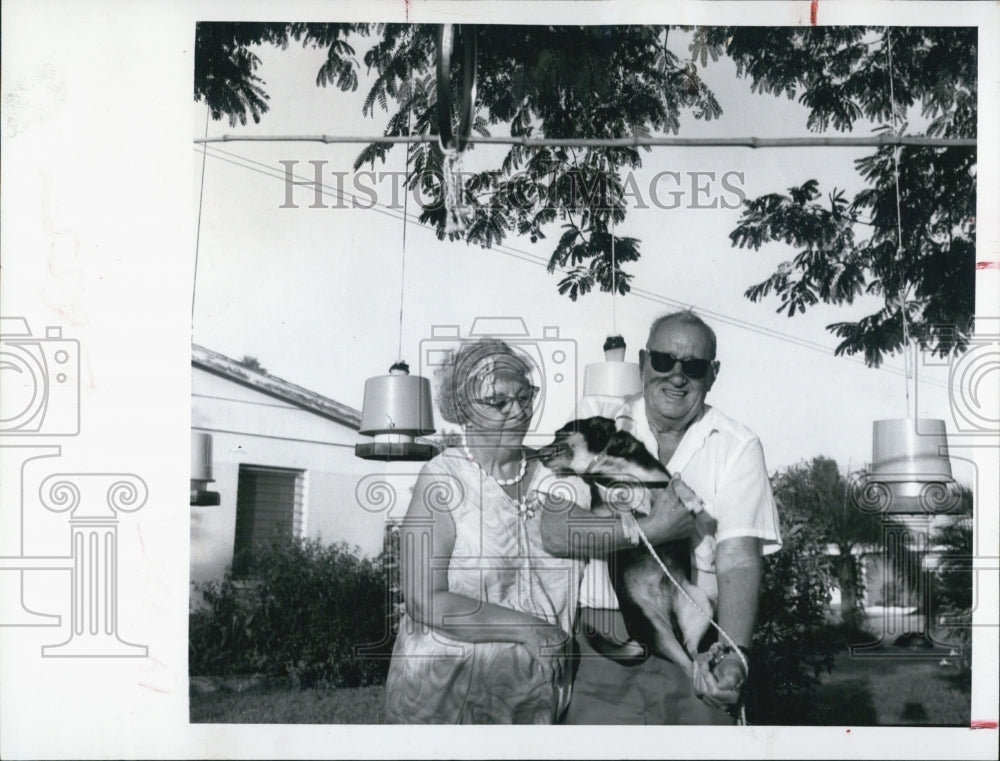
[929,516,973,675]
[744,523,843,724]
[743,463,854,725]
[190,536,396,687]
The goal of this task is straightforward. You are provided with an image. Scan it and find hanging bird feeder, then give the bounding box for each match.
[355,361,437,461]
[190,431,221,506]
[436,23,478,236]
[579,211,642,406]
[854,30,960,516]
[355,29,441,463]
[436,24,477,154]
[863,418,961,514]
[582,334,643,398]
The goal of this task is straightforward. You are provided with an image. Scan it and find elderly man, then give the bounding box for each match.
[541,310,781,724]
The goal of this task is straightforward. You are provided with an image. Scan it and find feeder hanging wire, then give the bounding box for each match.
[886,27,914,419]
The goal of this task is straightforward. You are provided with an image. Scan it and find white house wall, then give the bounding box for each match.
[191,367,402,585]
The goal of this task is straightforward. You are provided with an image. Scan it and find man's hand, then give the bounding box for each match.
[692,651,746,710]
[640,482,697,544]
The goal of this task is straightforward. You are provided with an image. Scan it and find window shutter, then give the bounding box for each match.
[234,465,304,572]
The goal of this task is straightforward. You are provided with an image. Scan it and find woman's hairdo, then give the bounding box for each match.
[435,338,535,425]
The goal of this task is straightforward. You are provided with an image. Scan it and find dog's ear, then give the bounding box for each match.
[552,421,574,437]
[606,430,668,474]
[582,417,617,453]
[604,430,639,459]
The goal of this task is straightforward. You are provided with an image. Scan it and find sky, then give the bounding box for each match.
[191,25,975,479]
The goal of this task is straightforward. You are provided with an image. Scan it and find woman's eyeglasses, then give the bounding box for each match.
[472,387,539,414]
[645,350,712,380]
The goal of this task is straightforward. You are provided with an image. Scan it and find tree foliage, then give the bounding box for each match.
[929,510,973,674]
[770,456,883,627]
[194,23,975,365]
[194,23,368,125]
[711,27,976,365]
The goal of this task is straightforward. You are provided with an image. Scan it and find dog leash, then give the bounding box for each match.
[578,456,749,722]
[633,523,750,726]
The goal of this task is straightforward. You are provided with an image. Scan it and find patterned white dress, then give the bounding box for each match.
[383,450,586,724]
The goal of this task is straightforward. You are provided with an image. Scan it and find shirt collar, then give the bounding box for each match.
[617,398,719,472]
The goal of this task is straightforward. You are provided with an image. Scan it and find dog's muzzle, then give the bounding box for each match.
[535,442,567,465]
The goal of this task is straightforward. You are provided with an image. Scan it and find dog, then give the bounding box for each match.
[538,416,717,677]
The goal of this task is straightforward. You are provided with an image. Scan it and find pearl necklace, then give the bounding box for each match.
[460,440,527,486]
[459,439,535,520]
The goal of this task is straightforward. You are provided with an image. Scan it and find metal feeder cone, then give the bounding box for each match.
[866,418,961,514]
[355,361,438,461]
[582,335,643,398]
[190,432,221,506]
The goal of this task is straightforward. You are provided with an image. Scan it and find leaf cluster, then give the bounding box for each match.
[194,23,369,125]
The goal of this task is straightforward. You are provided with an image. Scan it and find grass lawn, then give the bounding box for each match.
[191,645,969,725]
[190,682,385,724]
[808,650,969,726]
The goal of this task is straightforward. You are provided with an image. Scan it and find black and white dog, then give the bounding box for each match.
[538,416,716,676]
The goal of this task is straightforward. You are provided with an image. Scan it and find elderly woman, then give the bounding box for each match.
[382,338,587,724]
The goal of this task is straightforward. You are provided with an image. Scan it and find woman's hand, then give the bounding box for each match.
[522,623,571,657]
[522,623,572,679]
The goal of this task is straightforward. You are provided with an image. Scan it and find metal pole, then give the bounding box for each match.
[194,134,976,149]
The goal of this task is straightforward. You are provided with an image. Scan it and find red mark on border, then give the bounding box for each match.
[976,261,1000,270]
[971,720,997,729]
[138,682,171,695]
[810,0,819,26]
[136,524,146,555]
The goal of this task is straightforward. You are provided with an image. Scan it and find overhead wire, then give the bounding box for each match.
[191,142,949,390]
[193,107,211,323]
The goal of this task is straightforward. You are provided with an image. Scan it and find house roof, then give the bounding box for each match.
[192,344,362,429]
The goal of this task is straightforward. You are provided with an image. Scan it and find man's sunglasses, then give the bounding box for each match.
[644,350,713,380]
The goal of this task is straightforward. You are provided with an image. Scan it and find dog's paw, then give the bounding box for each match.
[671,476,706,514]
[620,512,642,545]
